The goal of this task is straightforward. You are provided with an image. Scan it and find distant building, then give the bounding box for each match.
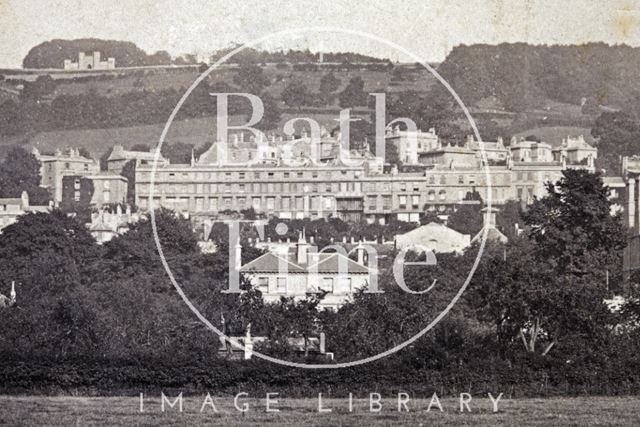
[622,156,640,281]
[385,127,439,164]
[552,135,597,167]
[465,135,509,163]
[63,51,115,70]
[471,207,508,244]
[34,148,99,203]
[0,191,50,232]
[418,142,477,169]
[61,173,128,208]
[240,232,373,310]
[87,205,138,244]
[135,133,598,224]
[394,222,470,254]
[106,145,168,174]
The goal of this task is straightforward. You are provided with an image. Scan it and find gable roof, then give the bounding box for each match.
[240,250,370,274]
[240,252,307,273]
[310,253,370,274]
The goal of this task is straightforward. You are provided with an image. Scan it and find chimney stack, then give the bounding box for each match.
[296,229,309,264]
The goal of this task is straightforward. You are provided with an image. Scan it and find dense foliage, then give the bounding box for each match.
[0,170,636,395]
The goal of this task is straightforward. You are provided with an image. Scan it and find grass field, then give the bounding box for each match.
[1,395,639,426]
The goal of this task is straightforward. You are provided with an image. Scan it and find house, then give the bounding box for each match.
[394,222,471,254]
[87,205,139,244]
[106,145,168,174]
[0,191,50,232]
[62,173,128,208]
[34,148,99,203]
[240,231,373,310]
[471,207,508,244]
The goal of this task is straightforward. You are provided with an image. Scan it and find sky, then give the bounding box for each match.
[0,0,639,68]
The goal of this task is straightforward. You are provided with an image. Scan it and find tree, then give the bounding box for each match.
[338,76,368,108]
[446,191,483,236]
[591,110,640,175]
[318,72,341,105]
[470,170,625,358]
[256,92,281,131]
[232,64,270,95]
[0,145,51,204]
[0,210,99,298]
[281,79,311,110]
[319,72,341,95]
[524,169,625,276]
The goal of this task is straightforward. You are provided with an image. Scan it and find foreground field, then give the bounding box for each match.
[1,395,639,426]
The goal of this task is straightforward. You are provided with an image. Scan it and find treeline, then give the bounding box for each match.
[437,43,640,113]
[23,39,391,70]
[22,38,202,69]
[0,170,638,395]
[209,46,389,65]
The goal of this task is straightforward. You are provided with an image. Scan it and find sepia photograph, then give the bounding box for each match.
[0,0,640,425]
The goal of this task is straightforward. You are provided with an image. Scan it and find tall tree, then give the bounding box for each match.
[0,146,51,204]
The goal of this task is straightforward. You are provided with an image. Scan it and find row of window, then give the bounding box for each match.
[145,169,362,181]
[257,276,353,294]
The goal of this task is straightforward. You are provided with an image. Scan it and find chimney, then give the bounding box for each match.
[244,324,253,360]
[356,244,365,265]
[296,229,308,264]
[10,281,16,305]
[482,207,497,228]
[235,241,242,270]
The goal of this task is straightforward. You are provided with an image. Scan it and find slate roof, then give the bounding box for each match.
[240,251,369,274]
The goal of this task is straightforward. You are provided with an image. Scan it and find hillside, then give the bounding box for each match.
[23,39,158,69]
[437,43,640,114]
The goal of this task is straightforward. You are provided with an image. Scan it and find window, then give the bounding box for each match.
[239,184,245,193]
[239,172,245,179]
[428,190,435,201]
[382,195,392,210]
[322,277,334,293]
[368,196,377,209]
[399,195,407,207]
[439,190,446,200]
[103,181,110,190]
[276,277,287,293]
[258,277,268,291]
[339,277,352,293]
[458,175,464,184]
[297,172,304,178]
[84,163,89,171]
[284,172,290,178]
[411,195,420,207]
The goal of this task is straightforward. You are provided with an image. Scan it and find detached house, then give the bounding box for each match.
[240,232,373,310]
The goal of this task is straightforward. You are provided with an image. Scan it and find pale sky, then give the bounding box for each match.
[0,0,639,68]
